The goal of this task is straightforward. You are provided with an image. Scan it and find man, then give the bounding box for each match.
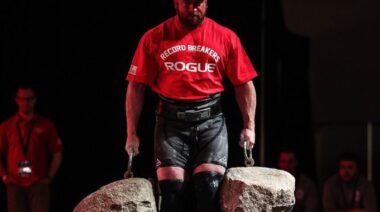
[323,153,377,212]
[277,149,319,212]
[125,0,257,211]
[0,85,63,212]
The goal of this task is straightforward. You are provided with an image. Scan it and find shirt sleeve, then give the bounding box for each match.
[225,33,258,86]
[126,31,158,85]
[0,124,7,155]
[305,179,320,212]
[322,177,337,212]
[363,180,378,212]
[46,122,63,153]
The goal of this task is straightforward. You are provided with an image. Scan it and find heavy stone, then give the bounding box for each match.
[220,167,295,212]
[74,178,157,212]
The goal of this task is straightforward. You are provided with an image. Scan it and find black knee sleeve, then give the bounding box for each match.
[193,172,224,212]
[159,180,187,212]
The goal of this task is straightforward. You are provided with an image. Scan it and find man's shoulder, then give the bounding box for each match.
[34,114,55,126]
[298,174,317,185]
[142,17,175,38]
[324,174,340,186]
[205,17,238,37]
[0,114,18,127]
[357,175,374,189]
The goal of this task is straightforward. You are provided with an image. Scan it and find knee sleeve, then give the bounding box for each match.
[193,172,224,212]
[159,180,187,212]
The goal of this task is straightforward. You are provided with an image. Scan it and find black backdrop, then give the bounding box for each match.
[0,0,313,211]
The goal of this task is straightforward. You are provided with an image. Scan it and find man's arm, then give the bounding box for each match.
[305,180,320,212]
[38,151,62,184]
[323,179,337,212]
[0,157,7,182]
[362,180,378,212]
[125,81,146,155]
[48,151,62,179]
[0,125,8,182]
[234,81,256,149]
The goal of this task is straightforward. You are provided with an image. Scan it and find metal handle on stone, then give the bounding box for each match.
[243,141,255,167]
[124,152,134,179]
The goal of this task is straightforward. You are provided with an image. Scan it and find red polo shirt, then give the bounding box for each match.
[0,114,63,187]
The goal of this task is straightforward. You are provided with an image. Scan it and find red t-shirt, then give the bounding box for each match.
[0,114,63,187]
[127,16,257,100]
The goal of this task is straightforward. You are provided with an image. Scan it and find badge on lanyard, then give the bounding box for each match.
[16,120,35,177]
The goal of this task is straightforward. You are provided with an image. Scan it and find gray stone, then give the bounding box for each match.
[220,167,295,212]
[74,178,157,212]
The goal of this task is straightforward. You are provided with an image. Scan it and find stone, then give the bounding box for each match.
[74,178,157,212]
[220,167,295,212]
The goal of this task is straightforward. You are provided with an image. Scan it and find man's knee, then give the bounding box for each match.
[159,180,187,212]
[157,166,186,181]
[193,163,225,175]
[193,171,224,212]
[157,167,188,212]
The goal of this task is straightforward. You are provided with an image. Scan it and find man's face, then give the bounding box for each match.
[339,160,358,182]
[175,0,208,28]
[277,152,297,174]
[15,88,36,115]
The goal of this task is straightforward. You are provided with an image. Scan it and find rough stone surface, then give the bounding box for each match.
[220,167,295,212]
[74,178,157,212]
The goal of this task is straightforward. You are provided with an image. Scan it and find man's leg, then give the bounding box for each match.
[154,114,193,212]
[192,115,228,212]
[157,167,187,212]
[6,184,28,212]
[193,164,225,212]
[28,183,50,212]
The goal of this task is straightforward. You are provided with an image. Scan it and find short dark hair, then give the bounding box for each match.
[277,147,298,162]
[16,81,37,96]
[338,152,359,165]
[278,147,296,156]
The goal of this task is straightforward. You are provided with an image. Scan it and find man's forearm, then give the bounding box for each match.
[235,81,257,129]
[0,157,7,177]
[126,82,146,137]
[48,152,62,179]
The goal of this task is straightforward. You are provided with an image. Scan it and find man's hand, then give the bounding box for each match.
[125,134,140,156]
[39,177,52,184]
[239,128,255,149]
[1,175,9,184]
[1,175,15,184]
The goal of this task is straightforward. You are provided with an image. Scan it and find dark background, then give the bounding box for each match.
[1,0,379,211]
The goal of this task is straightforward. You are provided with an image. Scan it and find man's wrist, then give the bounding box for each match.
[127,131,138,138]
[243,121,255,130]
[243,126,255,131]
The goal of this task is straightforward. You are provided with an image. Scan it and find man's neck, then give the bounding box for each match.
[340,177,358,186]
[18,112,34,121]
[175,15,203,32]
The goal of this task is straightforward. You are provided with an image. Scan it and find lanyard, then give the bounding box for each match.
[339,177,358,209]
[16,120,36,156]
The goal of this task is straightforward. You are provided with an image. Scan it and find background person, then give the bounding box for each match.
[323,153,377,212]
[277,148,320,212]
[0,85,63,212]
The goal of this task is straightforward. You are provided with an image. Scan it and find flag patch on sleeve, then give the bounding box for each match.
[129,65,137,75]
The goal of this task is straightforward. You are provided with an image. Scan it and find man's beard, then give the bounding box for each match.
[178,12,205,28]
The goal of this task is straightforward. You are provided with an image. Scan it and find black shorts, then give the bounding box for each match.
[154,114,228,170]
